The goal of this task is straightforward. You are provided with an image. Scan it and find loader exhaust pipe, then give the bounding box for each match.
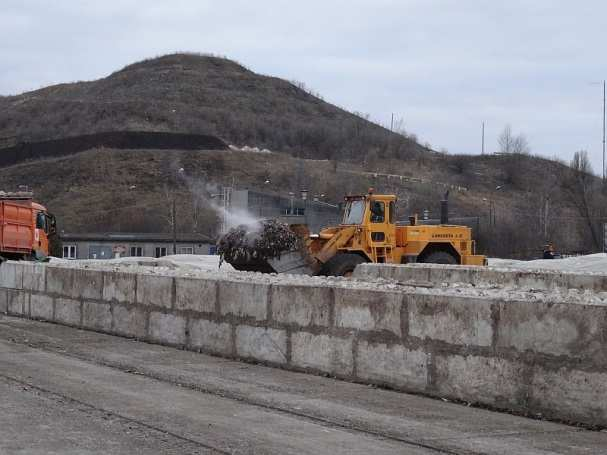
[440,191,449,224]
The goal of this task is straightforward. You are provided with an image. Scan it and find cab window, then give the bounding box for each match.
[370,201,385,223]
[343,200,365,224]
[389,201,395,224]
[36,212,46,231]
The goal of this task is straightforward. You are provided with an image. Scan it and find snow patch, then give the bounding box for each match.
[488,253,607,275]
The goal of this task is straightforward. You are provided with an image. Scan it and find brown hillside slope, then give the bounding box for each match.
[0,146,601,258]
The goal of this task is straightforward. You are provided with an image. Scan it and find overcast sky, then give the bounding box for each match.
[2,1,605,171]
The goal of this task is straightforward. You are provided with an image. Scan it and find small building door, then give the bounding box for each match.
[88,245,113,260]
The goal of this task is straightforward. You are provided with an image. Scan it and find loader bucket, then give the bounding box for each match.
[225,251,315,275]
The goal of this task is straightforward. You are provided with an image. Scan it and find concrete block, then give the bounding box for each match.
[514,271,556,291]
[565,274,607,292]
[21,264,45,292]
[175,278,216,313]
[82,301,112,331]
[30,294,53,320]
[136,274,173,309]
[334,288,402,336]
[0,262,23,289]
[352,263,381,279]
[497,301,607,359]
[428,266,478,286]
[356,341,427,390]
[391,265,432,283]
[189,319,232,355]
[6,290,28,316]
[149,312,186,345]
[45,266,72,295]
[271,284,331,327]
[356,264,433,283]
[531,367,607,425]
[408,294,493,347]
[478,269,516,288]
[235,326,287,364]
[433,354,527,409]
[55,298,81,326]
[113,305,148,339]
[219,281,268,321]
[103,272,136,303]
[46,267,103,300]
[73,269,104,300]
[291,332,353,375]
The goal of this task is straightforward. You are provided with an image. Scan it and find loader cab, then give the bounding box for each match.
[341,193,397,263]
[341,194,396,227]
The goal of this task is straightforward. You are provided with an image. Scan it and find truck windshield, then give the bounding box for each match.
[342,200,365,224]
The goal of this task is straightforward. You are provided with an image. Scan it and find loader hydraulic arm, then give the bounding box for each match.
[313,226,357,266]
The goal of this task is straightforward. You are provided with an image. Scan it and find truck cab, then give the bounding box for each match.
[0,194,56,260]
[33,202,57,258]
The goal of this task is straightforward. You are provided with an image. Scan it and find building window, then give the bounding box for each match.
[155,247,167,258]
[62,245,76,259]
[130,246,143,257]
[283,207,305,216]
[179,246,194,255]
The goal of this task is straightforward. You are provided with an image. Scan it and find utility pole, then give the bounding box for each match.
[543,197,549,239]
[481,121,485,155]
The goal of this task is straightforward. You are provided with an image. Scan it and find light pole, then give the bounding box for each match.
[591,81,606,180]
[603,80,606,181]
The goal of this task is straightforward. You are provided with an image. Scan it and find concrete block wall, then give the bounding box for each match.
[355,262,607,292]
[2,261,607,427]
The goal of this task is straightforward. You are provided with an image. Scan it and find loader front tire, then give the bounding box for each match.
[321,254,367,277]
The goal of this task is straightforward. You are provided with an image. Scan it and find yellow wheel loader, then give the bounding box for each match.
[226,190,486,276]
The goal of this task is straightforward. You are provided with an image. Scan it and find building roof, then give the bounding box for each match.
[60,232,215,243]
[238,189,339,209]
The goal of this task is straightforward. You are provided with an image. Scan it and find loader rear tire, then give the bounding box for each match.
[421,251,458,265]
[321,254,367,277]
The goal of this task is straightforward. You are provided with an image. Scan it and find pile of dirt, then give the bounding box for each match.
[217,220,299,266]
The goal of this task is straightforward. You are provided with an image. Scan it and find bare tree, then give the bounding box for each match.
[512,135,530,155]
[565,150,601,250]
[498,125,530,155]
[571,149,593,174]
[498,125,531,186]
[498,125,515,154]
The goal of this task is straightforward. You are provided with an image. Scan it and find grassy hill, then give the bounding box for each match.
[0,53,604,258]
[0,53,423,161]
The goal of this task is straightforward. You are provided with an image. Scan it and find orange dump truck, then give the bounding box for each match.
[0,193,56,260]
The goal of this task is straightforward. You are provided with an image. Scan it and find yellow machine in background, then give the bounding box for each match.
[303,191,486,276]
[228,190,487,276]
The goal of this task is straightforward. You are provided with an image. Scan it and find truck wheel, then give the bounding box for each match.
[421,251,458,264]
[321,254,367,277]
